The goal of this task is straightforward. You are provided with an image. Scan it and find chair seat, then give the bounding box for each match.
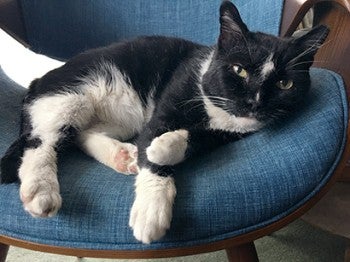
[0,67,347,250]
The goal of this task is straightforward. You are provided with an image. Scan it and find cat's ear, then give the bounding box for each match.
[218,1,249,50]
[292,25,329,59]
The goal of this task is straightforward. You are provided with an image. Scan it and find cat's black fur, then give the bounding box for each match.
[0,1,329,243]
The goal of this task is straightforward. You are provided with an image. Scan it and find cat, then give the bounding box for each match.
[0,1,328,244]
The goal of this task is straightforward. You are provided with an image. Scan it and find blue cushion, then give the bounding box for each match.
[20,0,284,59]
[0,67,347,250]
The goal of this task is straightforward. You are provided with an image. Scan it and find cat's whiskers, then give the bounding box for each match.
[205,96,230,109]
[178,97,202,106]
[286,38,331,68]
[286,60,327,71]
[180,93,232,115]
[206,95,230,102]
[180,94,229,105]
[286,45,320,68]
[270,109,289,120]
[187,102,207,113]
[178,95,208,113]
[287,60,318,69]
[289,69,311,73]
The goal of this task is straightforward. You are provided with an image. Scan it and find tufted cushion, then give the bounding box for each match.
[20,0,284,59]
[0,67,347,250]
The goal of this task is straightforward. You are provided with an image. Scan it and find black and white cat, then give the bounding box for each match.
[0,1,328,243]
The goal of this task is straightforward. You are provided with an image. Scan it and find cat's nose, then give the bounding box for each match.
[245,91,261,110]
[246,99,259,111]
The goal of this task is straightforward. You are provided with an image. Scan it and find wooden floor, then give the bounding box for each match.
[302,182,350,239]
[302,182,350,262]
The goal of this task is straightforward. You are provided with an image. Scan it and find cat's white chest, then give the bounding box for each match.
[198,51,262,134]
[203,96,262,133]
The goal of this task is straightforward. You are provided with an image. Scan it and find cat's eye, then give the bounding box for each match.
[232,65,248,79]
[276,79,293,90]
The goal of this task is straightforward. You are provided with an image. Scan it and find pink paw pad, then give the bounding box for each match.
[114,147,138,175]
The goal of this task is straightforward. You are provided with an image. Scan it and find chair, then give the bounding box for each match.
[0,0,349,261]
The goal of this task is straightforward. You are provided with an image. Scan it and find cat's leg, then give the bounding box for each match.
[19,141,62,217]
[129,166,176,244]
[19,93,94,217]
[129,128,240,243]
[129,127,190,243]
[77,123,138,175]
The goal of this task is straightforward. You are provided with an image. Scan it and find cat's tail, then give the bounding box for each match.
[0,136,27,184]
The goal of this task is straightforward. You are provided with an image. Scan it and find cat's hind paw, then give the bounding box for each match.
[20,179,62,218]
[113,143,138,175]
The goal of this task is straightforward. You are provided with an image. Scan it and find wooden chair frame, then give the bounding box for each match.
[0,0,349,261]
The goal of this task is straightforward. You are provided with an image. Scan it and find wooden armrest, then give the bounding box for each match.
[281,0,350,181]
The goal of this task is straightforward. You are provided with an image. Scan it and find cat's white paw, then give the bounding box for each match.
[129,168,176,244]
[20,179,62,218]
[146,129,189,166]
[113,143,138,175]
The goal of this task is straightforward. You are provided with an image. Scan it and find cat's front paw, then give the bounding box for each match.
[20,179,62,218]
[146,129,189,166]
[129,168,176,244]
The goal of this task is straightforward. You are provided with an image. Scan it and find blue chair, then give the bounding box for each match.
[0,0,349,261]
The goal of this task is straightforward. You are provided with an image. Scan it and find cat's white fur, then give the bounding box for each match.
[16,47,263,243]
[132,130,189,243]
[199,51,263,134]
[129,168,176,244]
[261,54,275,80]
[255,92,261,102]
[203,98,263,133]
[130,51,264,243]
[19,145,61,217]
[12,39,262,241]
[78,127,138,174]
[28,93,94,144]
[21,94,94,217]
[146,129,189,166]
[78,62,149,135]
[20,62,151,217]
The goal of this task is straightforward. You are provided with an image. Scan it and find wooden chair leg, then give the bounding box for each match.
[226,242,259,262]
[0,243,9,262]
[345,245,350,262]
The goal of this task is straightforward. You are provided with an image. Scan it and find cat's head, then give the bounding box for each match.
[202,1,329,128]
